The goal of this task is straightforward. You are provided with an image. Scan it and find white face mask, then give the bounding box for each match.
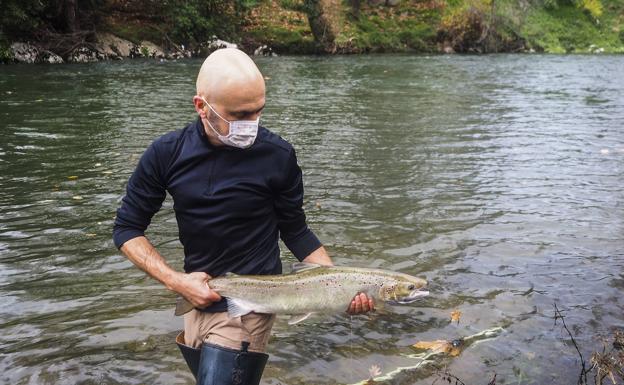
[201,97,259,149]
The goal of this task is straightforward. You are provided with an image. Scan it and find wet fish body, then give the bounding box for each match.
[175,264,428,323]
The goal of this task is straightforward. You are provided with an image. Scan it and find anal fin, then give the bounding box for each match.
[227,298,253,318]
[288,313,314,325]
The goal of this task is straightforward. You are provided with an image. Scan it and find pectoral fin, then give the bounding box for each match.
[288,313,314,325]
[175,296,195,316]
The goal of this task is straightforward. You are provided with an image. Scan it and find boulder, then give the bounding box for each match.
[39,50,64,64]
[196,36,238,57]
[138,41,166,58]
[253,45,277,56]
[95,33,134,59]
[69,46,102,63]
[11,42,39,64]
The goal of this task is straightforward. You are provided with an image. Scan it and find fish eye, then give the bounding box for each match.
[407,284,415,290]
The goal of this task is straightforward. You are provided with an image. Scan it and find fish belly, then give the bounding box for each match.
[224,283,369,315]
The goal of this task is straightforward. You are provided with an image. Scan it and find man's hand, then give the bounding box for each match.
[347,292,375,314]
[119,237,222,310]
[175,272,222,309]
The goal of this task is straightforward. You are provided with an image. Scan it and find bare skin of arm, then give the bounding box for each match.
[302,246,375,315]
[120,236,221,308]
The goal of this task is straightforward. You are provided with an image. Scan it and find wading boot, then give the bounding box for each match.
[176,331,201,379]
[196,341,268,385]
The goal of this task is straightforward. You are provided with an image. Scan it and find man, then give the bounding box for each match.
[113,48,373,385]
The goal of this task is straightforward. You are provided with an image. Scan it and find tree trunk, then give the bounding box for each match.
[63,0,78,32]
[305,0,342,53]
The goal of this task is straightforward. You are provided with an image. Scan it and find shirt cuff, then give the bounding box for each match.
[113,227,145,249]
[283,229,322,261]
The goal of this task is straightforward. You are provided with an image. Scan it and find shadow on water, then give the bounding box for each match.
[0,55,623,384]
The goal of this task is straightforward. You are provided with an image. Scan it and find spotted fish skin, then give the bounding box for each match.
[174,264,428,320]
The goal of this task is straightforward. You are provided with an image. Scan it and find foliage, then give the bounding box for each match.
[0,32,13,62]
[438,0,525,53]
[0,0,46,37]
[521,0,623,53]
[578,0,603,18]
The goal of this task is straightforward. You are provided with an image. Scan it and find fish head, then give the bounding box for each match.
[379,274,429,304]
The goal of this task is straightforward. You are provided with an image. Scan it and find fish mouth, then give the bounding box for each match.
[390,290,430,305]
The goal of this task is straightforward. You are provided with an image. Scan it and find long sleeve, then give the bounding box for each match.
[274,148,321,261]
[113,142,167,249]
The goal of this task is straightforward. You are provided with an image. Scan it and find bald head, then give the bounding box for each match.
[193,48,266,146]
[196,48,265,105]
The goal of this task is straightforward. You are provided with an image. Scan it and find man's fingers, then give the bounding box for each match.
[354,294,363,313]
[347,293,376,314]
[359,293,369,312]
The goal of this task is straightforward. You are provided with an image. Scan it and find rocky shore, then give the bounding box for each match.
[6,33,249,64]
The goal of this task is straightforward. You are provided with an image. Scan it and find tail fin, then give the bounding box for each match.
[174,296,195,316]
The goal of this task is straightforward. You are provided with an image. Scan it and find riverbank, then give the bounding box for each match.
[1,0,623,64]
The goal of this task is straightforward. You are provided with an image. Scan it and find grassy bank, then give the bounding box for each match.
[240,0,624,54]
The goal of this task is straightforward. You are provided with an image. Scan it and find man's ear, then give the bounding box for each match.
[192,96,207,118]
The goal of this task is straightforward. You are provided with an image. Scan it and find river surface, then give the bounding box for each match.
[1,55,623,385]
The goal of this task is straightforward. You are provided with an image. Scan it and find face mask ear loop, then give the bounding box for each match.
[201,97,231,138]
[201,97,230,124]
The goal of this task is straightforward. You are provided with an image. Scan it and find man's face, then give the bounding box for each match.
[196,78,266,143]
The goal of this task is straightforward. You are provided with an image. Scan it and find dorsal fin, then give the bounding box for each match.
[291,262,322,274]
[223,272,239,277]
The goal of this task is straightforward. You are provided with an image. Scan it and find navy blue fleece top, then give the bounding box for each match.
[113,118,321,312]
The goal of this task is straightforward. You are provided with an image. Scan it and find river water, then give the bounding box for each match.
[1,55,623,385]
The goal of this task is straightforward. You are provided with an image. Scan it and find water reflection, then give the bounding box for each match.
[0,55,623,384]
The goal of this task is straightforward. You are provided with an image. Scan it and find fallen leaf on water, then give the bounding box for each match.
[412,339,463,356]
[72,195,83,200]
[85,233,97,237]
[413,340,450,352]
[368,364,381,379]
[67,175,79,180]
[451,309,462,324]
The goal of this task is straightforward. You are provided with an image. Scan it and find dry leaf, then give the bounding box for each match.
[413,340,451,353]
[67,175,78,180]
[413,339,464,356]
[451,309,462,324]
[72,195,83,200]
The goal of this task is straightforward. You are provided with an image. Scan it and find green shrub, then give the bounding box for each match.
[0,33,13,63]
